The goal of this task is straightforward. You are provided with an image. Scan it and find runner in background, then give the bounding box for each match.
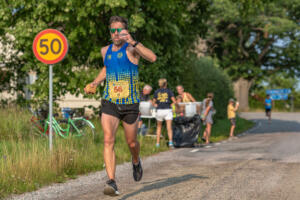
[84,16,156,196]
[264,94,273,123]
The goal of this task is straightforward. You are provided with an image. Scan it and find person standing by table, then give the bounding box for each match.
[153,78,176,148]
[176,85,196,102]
[201,93,215,144]
[138,84,153,135]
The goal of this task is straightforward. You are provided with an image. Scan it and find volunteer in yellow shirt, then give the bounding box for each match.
[227,98,239,137]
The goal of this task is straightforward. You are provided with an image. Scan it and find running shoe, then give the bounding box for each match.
[155,143,160,148]
[132,158,143,182]
[103,179,120,196]
[169,141,174,148]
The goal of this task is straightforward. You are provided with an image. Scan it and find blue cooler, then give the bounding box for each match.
[62,107,72,119]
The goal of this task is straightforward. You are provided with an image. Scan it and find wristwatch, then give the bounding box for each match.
[133,41,139,47]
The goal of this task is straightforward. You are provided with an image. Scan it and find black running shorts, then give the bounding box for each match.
[100,99,139,124]
[265,108,271,116]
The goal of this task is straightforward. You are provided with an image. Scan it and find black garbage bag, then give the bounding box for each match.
[172,115,201,147]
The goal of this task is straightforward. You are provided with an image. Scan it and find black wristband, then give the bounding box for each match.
[133,41,139,47]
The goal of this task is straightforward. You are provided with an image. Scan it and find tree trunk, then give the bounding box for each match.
[233,78,253,111]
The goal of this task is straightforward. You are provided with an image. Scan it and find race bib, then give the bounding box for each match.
[109,80,129,99]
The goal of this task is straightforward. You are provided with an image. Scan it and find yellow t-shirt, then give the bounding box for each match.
[227,104,236,119]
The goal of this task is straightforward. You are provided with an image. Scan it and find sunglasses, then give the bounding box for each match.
[110,28,124,34]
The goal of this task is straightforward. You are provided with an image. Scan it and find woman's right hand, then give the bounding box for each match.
[201,114,206,121]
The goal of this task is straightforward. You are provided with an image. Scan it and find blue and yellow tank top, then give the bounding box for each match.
[103,43,140,104]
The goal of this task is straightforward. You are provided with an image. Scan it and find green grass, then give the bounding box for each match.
[0,107,253,198]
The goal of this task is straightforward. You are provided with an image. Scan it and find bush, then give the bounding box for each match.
[180,56,234,119]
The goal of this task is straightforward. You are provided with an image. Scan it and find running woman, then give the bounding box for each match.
[84,16,156,196]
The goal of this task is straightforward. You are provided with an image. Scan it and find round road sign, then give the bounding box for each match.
[33,29,68,64]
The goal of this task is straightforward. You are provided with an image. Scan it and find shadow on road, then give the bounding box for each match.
[249,119,300,134]
[119,174,208,200]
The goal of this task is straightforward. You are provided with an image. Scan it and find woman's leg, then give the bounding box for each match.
[202,124,207,140]
[205,123,212,144]
[230,125,235,137]
[166,120,173,142]
[156,120,163,144]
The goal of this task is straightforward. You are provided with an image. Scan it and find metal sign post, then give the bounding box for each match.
[291,94,294,112]
[33,29,68,151]
[49,64,53,151]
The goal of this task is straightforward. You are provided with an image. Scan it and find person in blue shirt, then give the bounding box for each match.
[264,94,273,123]
[84,16,156,196]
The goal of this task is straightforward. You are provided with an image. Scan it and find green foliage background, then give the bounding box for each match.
[0,0,211,102]
[207,0,300,81]
[1,0,298,112]
[181,56,234,119]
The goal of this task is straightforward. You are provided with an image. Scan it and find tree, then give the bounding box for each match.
[181,56,234,119]
[206,0,300,110]
[0,0,210,104]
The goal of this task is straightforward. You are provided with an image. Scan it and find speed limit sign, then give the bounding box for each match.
[33,29,68,64]
[32,29,69,151]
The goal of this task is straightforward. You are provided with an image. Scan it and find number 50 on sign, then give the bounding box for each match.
[33,29,68,64]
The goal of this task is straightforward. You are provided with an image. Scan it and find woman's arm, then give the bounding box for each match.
[187,93,196,102]
[234,102,239,111]
[204,106,211,117]
[152,98,157,107]
[171,96,176,105]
